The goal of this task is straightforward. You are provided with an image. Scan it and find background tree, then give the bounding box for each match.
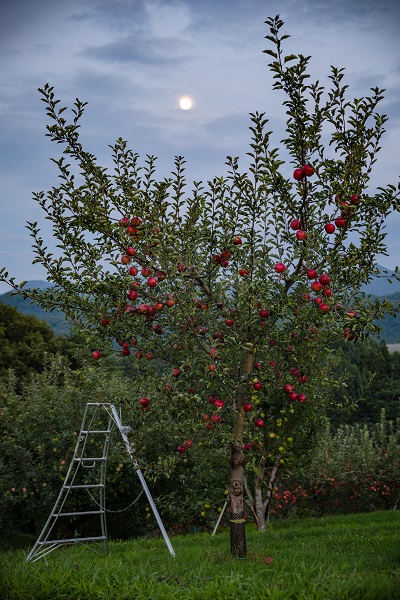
[1,16,399,557]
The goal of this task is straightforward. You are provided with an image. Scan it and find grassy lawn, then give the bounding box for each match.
[1,511,399,599]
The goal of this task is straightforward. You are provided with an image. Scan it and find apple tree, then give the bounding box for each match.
[1,16,399,557]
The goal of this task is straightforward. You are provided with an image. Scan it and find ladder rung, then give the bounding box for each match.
[55,510,104,517]
[39,536,106,545]
[81,430,111,434]
[68,484,104,489]
[74,457,107,462]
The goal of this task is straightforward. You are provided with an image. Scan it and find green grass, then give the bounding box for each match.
[1,511,399,599]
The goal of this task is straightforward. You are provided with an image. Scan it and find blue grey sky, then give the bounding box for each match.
[1,0,399,293]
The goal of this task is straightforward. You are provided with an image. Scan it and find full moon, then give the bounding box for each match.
[179,97,192,110]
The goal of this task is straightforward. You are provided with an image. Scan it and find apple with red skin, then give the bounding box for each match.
[238,268,248,277]
[178,445,186,453]
[275,262,286,273]
[283,383,293,394]
[211,414,221,423]
[293,168,304,181]
[243,403,252,412]
[253,382,262,391]
[350,194,360,205]
[344,328,355,341]
[255,419,265,428]
[254,362,262,370]
[127,289,138,301]
[121,254,131,265]
[155,301,164,311]
[307,268,318,279]
[296,230,307,241]
[134,351,143,359]
[131,216,142,226]
[129,266,139,276]
[121,348,130,356]
[290,219,301,230]
[225,319,235,327]
[101,317,110,326]
[311,281,323,292]
[220,250,232,260]
[200,303,209,311]
[243,443,252,451]
[319,303,329,314]
[92,351,101,359]
[177,262,186,272]
[298,393,307,403]
[324,223,336,234]
[209,364,217,372]
[319,273,330,286]
[172,368,182,378]
[220,259,229,268]
[289,392,298,401]
[269,338,276,346]
[302,164,315,177]
[130,280,141,290]
[313,297,322,305]
[335,217,346,228]
[141,267,151,277]
[233,236,242,245]
[140,397,149,408]
[145,352,154,360]
[346,309,357,318]
[126,246,136,256]
[214,399,225,409]
[259,308,269,319]
[119,216,129,227]
[300,375,307,384]
[147,277,158,287]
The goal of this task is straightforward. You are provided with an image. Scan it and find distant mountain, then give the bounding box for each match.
[1,269,399,340]
[0,282,70,336]
[360,265,400,297]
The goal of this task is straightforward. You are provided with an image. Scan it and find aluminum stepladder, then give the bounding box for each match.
[26,402,175,562]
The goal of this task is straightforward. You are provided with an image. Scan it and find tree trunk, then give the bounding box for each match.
[229,340,256,558]
[229,443,247,558]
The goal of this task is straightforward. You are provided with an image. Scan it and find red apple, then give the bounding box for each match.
[335,217,346,228]
[141,267,151,277]
[255,419,265,428]
[311,281,323,292]
[239,268,248,277]
[145,352,154,360]
[91,351,101,359]
[140,397,149,408]
[293,168,304,181]
[283,383,293,394]
[253,382,262,391]
[128,266,138,276]
[225,319,235,327]
[172,368,182,378]
[178,445,186,453]
[296,230,307,241]
[121,348,130,356]
[147,277,158,287]
[254,362,262,370]
[126,246,136,256]
[127,289,138,301]
[344,328,355,341]
[243,403,252,412]
[259,308,269,319]
[101,317,110,326]
[243,443,252,451]
[155,301,164,311]
[131,216,142,226]
[233,236,242,245]
[165,298,176,307]
[302,164,315,177]
[274,262,286,273]
[319,273,330,286]
[324,223,336,234]
[185,439,193,448]
[319,303,329,314]
[211,414,221,423]
[119,216,129,226]
[350,194,360,205]
[307,268,318,279]
[298,393,307,403]
[214,399,225,409]
[290,219,301,230]
[134,351,143,359]
[220,250,232,260]
[120,254,131,264]
[289,392,298,401]
[177,262,186,272]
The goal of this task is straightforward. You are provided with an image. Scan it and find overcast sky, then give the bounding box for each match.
[1,0,399,293]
